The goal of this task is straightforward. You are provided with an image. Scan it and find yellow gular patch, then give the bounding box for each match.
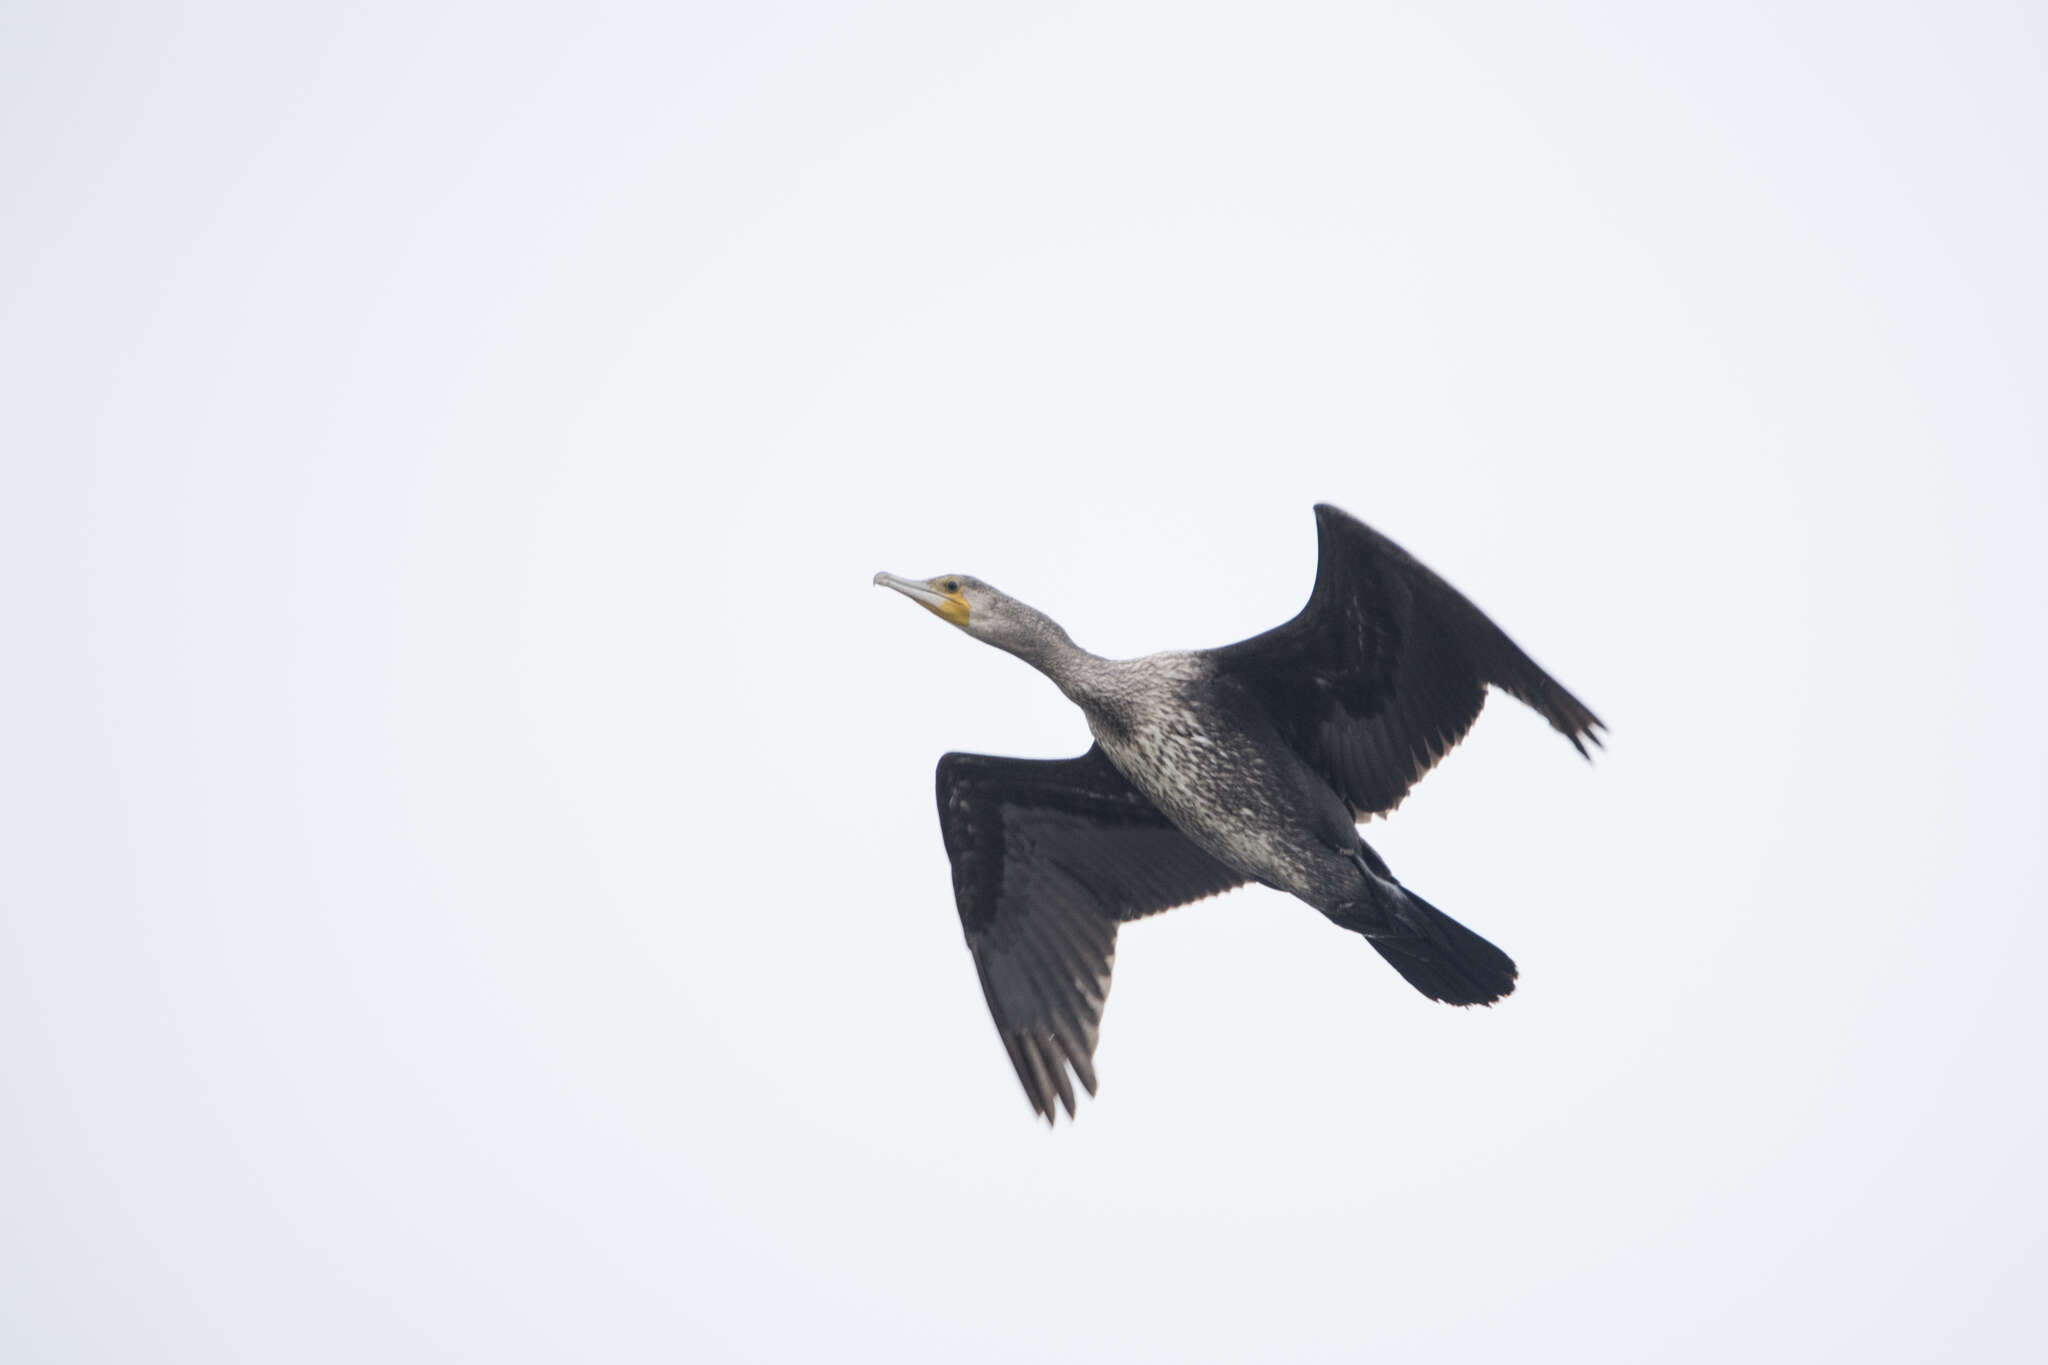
[922,579,971,627]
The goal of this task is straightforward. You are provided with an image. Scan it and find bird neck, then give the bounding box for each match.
[990,610,1114,707]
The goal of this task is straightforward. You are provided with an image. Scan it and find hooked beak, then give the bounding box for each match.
[874,572,970,627]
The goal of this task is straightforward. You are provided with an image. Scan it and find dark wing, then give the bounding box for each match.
[936,746,1249,1123]
[1212,504,1604,820]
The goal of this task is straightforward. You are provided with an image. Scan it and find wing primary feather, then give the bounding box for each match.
[1017,1033,1059,1123]
[999,1027,1048,1122]
[1011,914,1102,1086]
[1069,1045,1099,1097]
[1024,886,1105,995]
[1046,1041,1078,1119]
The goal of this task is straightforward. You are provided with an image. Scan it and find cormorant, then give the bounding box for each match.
[875,504,1603,1123]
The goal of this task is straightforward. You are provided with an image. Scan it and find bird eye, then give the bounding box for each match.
[942,579,960,594]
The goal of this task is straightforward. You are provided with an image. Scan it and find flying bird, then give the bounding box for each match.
[875,505,1603,1123]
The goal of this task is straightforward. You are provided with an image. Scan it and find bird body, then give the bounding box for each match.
[1082,654,1362,906]
[877,505,1603,1123]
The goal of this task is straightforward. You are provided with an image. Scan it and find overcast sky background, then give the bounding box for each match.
[4,3,2045,1361]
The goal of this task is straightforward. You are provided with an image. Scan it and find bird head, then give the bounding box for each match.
[872,571,976,628]
[872,571,1073,659]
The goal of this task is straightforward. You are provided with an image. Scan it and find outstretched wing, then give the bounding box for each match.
[1213,504,1604,820]
[936,746,1248,1123]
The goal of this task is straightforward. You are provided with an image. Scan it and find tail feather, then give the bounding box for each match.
[1350,886,1518,1006]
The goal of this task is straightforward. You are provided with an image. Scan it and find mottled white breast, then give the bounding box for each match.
[1086,654,1313,887]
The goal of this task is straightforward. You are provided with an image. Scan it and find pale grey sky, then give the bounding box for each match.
[3,3,2044,1361]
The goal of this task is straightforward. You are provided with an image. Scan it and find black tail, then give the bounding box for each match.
[1345,884,1518,1007]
